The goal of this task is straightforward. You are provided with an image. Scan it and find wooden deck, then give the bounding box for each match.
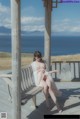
[0,75,80,119]
[0,76,12,119]
[0,61,80,119]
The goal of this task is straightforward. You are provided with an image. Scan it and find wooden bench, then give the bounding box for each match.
[0,65,43,108]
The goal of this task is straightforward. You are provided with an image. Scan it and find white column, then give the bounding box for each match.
[44,0,52,71]
[11,0,21,119]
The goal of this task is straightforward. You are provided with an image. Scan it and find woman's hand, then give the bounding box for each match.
[41,69,45,73]
[37,69,45,73]
[49,70,59,74]
[53,70,59,73]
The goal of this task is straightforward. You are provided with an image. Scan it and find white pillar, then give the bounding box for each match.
[11,0,21,119]
[44,0,52,71]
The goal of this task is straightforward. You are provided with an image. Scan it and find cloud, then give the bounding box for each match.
[69,26,80,32]
[52,18,80,32]
[62,18,71,22]
[0,3,10,14]
[0,2,80,34]
[0,18,11,28]
[21,16,44,31]
[21,25,44,32]
[0,3,11,28]
[21,16,44,25]
[0,2,44,32]
[53,18,70,24]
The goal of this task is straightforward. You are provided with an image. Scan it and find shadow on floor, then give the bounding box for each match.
[54,78,80,82]
[27,88,80,119]
[57,88,80,111]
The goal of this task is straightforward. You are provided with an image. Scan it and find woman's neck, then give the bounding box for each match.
[35,60,44,63]
[35,60,41,63]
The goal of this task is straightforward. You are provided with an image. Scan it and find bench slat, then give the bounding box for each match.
[21,69,28,91]
[21,86,43,100]
[28,67,33,86]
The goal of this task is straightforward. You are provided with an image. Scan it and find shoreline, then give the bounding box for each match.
[0,52,80,70]
[0,51,80,57]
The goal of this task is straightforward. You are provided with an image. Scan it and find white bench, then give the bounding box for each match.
[0,65,43,108]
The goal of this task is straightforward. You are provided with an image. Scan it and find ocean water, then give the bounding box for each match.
[0,35,80,56]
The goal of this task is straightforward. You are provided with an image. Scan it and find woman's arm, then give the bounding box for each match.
[44,70,58,76]
[48,70,58,74]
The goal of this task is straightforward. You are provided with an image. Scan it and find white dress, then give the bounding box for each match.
[31,61,40,86]
[31,61,62,97]
[31,61,52,86]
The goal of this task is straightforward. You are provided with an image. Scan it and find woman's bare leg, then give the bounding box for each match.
[41,80,50,107]
[39,72,62,112]
[46,78,57,103]
[46,78,62,112]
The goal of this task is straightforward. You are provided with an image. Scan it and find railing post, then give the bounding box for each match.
[11,0,21,119]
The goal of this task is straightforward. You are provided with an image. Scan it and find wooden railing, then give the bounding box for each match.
[51,61,80,81]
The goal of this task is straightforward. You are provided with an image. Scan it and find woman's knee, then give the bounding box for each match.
[43,85,48,92]
[47,81,52,89]
[44,85,48,90]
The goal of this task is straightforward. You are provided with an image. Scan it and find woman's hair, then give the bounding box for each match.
[33,51,44,62]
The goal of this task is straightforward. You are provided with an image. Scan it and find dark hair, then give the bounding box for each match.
[33,51,43,62]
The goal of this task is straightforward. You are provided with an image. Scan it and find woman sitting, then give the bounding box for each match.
[31,51,62,113]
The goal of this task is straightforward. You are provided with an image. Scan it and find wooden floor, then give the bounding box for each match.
[0,75,80,119]
[0,77,12,119]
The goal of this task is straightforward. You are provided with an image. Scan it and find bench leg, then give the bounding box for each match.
[32,96,37,108]
[8,85,12,102]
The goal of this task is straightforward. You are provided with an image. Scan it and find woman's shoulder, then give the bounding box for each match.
[40,59,45,63]
[43,60,46,63]
[31,61,37,70]
[41,60,46,65]
[31,60,45,66]
[31,61,36,66]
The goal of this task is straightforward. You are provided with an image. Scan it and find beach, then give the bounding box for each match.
[0,52,80,70]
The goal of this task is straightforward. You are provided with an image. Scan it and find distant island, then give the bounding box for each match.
[0,26,80,36]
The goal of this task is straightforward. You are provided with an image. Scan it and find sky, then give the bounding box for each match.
[0,0,80,35]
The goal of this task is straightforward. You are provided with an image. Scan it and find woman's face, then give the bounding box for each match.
[35,56,41,62]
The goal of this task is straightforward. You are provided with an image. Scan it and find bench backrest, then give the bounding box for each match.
[21,65,35,92]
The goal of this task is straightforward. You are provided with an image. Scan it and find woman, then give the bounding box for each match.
[31,51,62,113]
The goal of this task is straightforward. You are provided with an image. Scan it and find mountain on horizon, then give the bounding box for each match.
[0,26,80,36]
[0,26,11,34]
[0,26,44,36]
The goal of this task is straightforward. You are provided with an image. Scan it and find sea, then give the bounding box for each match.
[0,35,80,56]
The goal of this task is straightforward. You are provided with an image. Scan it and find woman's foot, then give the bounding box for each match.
[46,105,52,111]
[56,101,62,113]
[58,109,62,113]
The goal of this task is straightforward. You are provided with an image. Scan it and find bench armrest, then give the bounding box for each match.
[0,74,12,78]
[0,74,12,88]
